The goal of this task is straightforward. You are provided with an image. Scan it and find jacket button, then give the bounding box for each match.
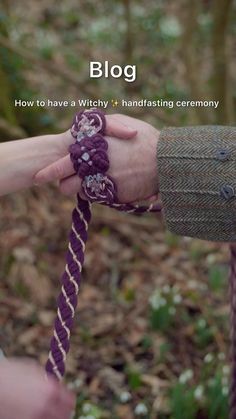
[220,184,235,200]
[216,148,230,161]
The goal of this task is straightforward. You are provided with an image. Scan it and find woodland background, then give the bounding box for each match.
[0,0,235,418]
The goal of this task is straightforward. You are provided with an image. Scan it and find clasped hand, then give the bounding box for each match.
[35,114,160,203]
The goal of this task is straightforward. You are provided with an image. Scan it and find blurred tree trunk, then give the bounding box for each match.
[211,0,234,124]
[181,0,210,124]
[122,0,137,94]
[123,0,133,62]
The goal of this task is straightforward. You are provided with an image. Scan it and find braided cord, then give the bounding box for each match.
[45,197,91,379]
[45,109,161,380]
[230,244,236,419]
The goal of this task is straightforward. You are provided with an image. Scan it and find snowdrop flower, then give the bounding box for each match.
[194,385,204,400]
[134,403,148,416]
[206,254,216,265]
[204,353,214,363]
[160,297,167,306]
[188,280,198,290]
[120,391,132,403]
[218,352,226,361]
[82,403,92,413]
[222,376,228,386]
[163,285,170,294]
[179,369,193,384]
[222,386,229,396]
[159,17,182,38]
[149,292,165,310]
[197,318,206,329]
[222,365,230,375]
[169,306,176,315]
[173,294,182,304]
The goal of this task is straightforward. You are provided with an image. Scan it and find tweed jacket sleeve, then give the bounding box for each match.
[156,126,236,242]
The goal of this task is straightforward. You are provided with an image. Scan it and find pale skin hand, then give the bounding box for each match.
[35,114,160,203]
[0,115,136,196]
[0,358,75,419]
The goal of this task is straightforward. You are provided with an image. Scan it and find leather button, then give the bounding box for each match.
[220,184,235,200]
[216,148,230,161]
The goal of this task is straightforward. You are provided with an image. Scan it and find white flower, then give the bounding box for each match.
[163,285,170,294]
[82,403,92,413]
[206,254,216,265]
[169,306,176,315]
[120,391,132,403]
[222,386,229,396]
[179,369,193,384]
[197,318,206,329]
[218,352,226,361]
[149,292,165,310]
[194,385,204,400]
[160,297,167,306]
[134,403,148,416]
[204,353,214,363]
[222,365,230,375]
[159,16,182,38]
[222,376,228,386]
[173,294,182,304]
[188,280,198,290]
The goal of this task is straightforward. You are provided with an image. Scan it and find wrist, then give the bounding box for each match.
[0,133,63,196]
[146,128,159,198]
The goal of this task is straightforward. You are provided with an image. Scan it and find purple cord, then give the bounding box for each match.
[230,245,236,419]
[45,109,161,379]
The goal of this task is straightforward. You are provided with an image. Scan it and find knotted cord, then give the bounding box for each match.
[45,109,161,380]
[229,245,236,419]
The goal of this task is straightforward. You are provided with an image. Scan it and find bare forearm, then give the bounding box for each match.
[0,133,63,196]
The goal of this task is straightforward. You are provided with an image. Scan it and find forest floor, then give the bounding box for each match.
[0,186,230,419]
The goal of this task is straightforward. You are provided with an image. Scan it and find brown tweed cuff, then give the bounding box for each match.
[157,125,236,242]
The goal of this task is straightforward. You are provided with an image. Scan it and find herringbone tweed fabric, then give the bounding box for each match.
[157,126,236,242]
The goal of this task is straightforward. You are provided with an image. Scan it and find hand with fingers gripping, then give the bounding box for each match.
[35,113,160,203]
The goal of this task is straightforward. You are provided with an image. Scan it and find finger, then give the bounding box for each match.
[106,116,137,139]
[48,382,75,419]
[59,175,83,197]
[34,155,74,185]
[56,390,75,419]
